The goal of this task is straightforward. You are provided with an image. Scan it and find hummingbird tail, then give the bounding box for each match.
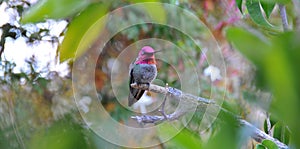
[128,89,145,106]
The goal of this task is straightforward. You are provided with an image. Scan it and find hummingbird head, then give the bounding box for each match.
[136,46,160,64]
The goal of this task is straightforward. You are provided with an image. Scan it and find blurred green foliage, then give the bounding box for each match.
[158,123,202,149]
[227,28,300,148]
[28,116,88,149]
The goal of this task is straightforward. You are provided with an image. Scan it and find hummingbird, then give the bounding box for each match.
[128,46,159,106]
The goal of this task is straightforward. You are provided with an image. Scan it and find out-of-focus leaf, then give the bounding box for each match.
[276,0,290,3]
[228,28,300,148]
[21,0,90,24]
[283,127,290,145]
[28,118,88,149]
[261,139,279,149]
[84,129,118,149]
[226,27,269,65]
[260,0,291,4]
[246,0,274,28]
[59,3,109,62]
[268,32,298,147]
[143,2,167,24]
[263,119,269,133]
[266,33,299,135]
[157,123,202,149]
[205,109,238,149]
[236,0,243,13]
[260,0,276,18]
[273,122,290,145]
[256,144,267,149]
[273,123,283,142]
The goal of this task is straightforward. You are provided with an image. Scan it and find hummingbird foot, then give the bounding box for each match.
[132,82,150,90]
[145,82,150,90]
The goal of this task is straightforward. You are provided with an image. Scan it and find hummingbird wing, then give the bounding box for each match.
[128,64,145,106]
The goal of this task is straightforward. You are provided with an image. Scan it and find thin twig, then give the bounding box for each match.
[279,4,289,31]
[130,83,289,149]
[292,0,300,31]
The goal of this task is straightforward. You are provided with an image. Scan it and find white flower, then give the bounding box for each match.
[204,65,222,81]
[78,96,92,113]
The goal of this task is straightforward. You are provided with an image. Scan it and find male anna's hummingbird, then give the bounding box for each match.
[128,46,159,106]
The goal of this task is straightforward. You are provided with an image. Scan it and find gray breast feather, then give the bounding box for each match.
[132,64,157,83]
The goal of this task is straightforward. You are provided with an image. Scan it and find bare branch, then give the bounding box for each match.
[130,83,289,149]
[131,110,188,124]
[130,83,213,105]
[292,0,300,31]
[279,4,289,31]
[239,120,288,149]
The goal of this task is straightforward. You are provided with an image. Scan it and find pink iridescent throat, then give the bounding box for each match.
[136,56,156,64]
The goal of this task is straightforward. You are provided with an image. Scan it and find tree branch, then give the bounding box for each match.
[278,4,289,31]
[239,120,288,149]
[130,83,288,149]
[130,83,213,105]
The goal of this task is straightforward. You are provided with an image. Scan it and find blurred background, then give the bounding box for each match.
[0,0,299,148]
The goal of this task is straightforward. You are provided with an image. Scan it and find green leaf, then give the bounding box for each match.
[263,116,278,133]
[275,0,290,4]
[260,0,276,18]
[21,0,90,24]
[59,3,109,62]
[226,27,272,88]
[266,33,299,125]
[273,123,290,144]
[263,119,269,133]
[226,27,270,65]
[256,144,267,149]
[269,115,278,128]
[260,0,290,4]
[246,0,274,28]
[228,28,300,148]
[273,123,283,142]
[269,32,300,149]
[236,0,243,13]
[283,127,290,145]
[261,140,279,149]
[158,123,202,149]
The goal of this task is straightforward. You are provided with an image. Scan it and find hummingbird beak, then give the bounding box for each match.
[144,50,162,55]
